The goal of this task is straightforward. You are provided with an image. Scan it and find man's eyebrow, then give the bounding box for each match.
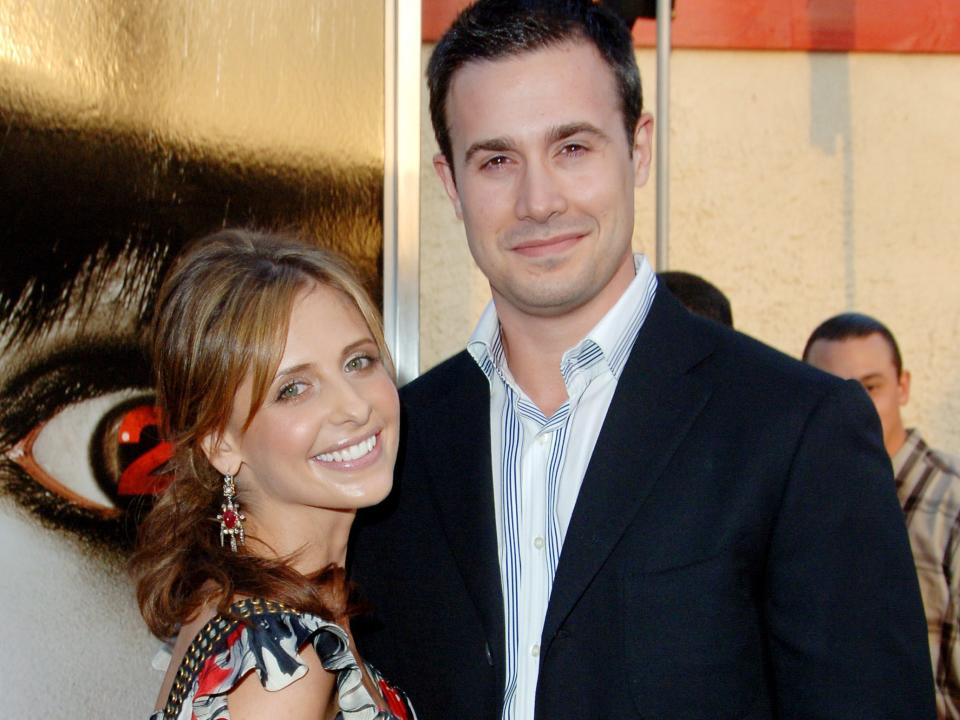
[859,372,886,384]
[464,136,517,165]
[547,122,609,145]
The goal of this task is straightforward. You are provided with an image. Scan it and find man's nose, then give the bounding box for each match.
[514,159,567,223]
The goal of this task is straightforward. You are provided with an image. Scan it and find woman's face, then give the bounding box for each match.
[212,284,399,524]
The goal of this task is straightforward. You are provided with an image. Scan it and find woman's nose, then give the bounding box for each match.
[328,379,373,425]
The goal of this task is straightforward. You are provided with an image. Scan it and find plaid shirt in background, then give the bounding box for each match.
[895,428,960,719]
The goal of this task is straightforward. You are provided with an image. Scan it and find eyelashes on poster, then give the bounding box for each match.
[0,1,385,714]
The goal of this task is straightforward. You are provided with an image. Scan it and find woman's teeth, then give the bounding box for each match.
[316,434,377,463]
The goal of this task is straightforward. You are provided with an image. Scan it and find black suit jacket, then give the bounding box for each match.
[351,290,935,719]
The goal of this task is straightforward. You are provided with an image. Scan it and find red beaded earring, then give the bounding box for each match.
[216,474,245,552]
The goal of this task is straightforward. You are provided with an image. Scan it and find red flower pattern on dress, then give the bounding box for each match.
[379,678,409,719]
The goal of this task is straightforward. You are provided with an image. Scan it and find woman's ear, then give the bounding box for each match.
[200,430,242,477]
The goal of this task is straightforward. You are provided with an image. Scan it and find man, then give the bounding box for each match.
[805,312,960,717]
[351,2,935,718]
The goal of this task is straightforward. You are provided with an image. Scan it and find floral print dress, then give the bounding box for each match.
[150,599,415,720]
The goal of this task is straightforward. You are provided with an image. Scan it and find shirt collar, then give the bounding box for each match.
[467,254,657,384]
[891,427,923,474]
[467,300,504,382]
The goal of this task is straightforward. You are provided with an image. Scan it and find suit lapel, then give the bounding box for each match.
[541,291,717,651]
[418,355,505,669]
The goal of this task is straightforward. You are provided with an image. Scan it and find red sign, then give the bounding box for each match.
[423,0,960,53]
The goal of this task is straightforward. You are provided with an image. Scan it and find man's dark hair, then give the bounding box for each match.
[658,271,733,328]
[802,313,903,376]
[427,0,642,174]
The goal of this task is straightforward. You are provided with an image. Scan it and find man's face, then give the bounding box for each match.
[433,41,653,321]
[805,333,911,457]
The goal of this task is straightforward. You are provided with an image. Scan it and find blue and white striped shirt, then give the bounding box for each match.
[467,254,658,720]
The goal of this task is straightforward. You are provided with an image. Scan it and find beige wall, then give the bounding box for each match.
[419,46,960,453]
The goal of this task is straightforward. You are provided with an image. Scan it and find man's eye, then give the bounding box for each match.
[481,155,510,170]
[560,143,586,156]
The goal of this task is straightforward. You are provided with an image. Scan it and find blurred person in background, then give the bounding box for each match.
[805,312,960,718]
[658,270,733,327]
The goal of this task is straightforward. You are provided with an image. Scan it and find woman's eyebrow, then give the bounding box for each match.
[274,362,313,380]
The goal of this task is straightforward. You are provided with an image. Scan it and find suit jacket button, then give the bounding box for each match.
[484,641,493,666]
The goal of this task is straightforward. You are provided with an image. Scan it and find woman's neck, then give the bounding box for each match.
[241,502,356,573]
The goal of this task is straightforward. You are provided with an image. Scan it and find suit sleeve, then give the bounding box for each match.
[765,379,936,718]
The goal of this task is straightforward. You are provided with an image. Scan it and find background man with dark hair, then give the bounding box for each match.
[352,2,935,718]
[658,270,734,327]
[805,312,960,717]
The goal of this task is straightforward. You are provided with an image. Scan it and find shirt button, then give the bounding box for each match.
[536,434,549,446]
[533,536,545,550]
[531,643,540,657]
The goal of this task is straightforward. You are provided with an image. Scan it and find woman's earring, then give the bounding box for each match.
[216,474,245,552]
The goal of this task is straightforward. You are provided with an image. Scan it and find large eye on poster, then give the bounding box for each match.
[0,2,385,714]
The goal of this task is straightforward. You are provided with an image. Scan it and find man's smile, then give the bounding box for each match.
[511,232,587,258]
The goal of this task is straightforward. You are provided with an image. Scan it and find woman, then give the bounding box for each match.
[130,229,414,719]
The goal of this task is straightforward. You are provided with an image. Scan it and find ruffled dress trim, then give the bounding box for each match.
[149,600,414,720]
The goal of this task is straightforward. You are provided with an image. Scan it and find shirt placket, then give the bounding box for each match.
[519,416,551,671]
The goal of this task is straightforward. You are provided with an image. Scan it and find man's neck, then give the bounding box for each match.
[497,314,578,418]
[494,258,636,417]
[886,425,909,460]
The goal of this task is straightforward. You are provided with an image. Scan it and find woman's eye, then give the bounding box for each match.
[345,355,374,372]
[277,381,307,400]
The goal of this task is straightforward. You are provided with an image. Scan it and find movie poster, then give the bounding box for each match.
[0,2,385,715]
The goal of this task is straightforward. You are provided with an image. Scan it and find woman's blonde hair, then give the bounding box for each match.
[131,228,391,638]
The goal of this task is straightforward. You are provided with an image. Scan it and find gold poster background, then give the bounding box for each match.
[0,2,385,715]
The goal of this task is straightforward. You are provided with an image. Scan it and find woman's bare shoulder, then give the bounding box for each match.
[153,600,220,712]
